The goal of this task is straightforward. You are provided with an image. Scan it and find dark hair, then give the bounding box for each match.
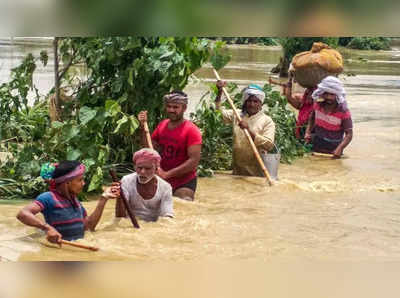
[170,90,187,97]
[52,160,81,179]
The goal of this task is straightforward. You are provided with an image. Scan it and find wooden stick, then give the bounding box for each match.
[143,121,154,150]
[61,240,99,251]
[213,68,273,186]
[312,152,334,158]
[268,77,286,87]
[109,170,140,229]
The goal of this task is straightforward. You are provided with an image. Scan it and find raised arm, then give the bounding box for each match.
[138,110,160,152]
[84,195,113,231]
[283,78,303,110]
[305,110,315,143]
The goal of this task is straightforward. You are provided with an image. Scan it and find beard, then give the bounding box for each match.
[137,175,155,184]
[168,113,183,121]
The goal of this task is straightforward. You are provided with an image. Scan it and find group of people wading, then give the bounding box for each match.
[16,75,353,244]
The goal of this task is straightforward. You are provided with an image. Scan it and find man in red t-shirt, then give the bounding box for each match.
[138,91,202,201]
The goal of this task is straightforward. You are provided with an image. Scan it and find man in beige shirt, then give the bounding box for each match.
[215,81,275,177]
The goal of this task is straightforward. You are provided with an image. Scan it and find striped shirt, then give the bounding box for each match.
[313,102,353,143]
[34,191,87,241]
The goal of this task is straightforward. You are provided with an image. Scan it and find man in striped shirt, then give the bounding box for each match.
[305,76,353,158]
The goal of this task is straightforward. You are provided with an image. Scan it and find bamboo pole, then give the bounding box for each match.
[143,121,154,150]
[60,240,99,251]
[213,68,273,186]
[110,170,140,229]
[312,152,335,158]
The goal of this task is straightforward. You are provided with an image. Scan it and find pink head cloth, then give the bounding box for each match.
[133,148,161,167]
[53,164,86,185]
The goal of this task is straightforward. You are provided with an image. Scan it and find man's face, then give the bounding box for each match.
[322,92,337,105]
[135,160,156,184]
[245,96,262,116]
[165,102,186,121]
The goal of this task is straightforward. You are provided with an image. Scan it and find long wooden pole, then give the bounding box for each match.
[110,170,140,229]
[53,37,61,114]
[312,152,335,158]
[212,68,273,186]
[60,240,99,251]
[143,120,154,150]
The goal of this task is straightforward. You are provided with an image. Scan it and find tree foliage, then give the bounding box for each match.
[208,37,279,46]
[0,37,226,199]
[345,37,391,50]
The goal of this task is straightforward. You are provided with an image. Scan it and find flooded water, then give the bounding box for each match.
[1,39,400,261]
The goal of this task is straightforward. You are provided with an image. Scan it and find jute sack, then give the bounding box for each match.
[291,42,343,88]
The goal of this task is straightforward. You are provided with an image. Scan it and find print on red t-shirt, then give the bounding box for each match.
[152,119,202,190]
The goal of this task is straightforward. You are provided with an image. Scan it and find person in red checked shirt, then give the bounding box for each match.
[138,90,202,201]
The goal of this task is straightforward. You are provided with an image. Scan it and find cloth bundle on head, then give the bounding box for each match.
[133,148,161,167]
[163,91,188,105]
[40,162,58,180]
[53,164,85,184]
[312,76,346,104]
[242,84,265,103]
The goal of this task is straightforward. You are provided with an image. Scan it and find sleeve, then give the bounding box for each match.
[187,123,202,146]
[219,107,235,124]
[159,183,174,218]
[34,192,53,213]
[254,116,275,151]
[342,111,353,131]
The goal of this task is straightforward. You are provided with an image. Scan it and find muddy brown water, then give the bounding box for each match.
[0,39,400,261]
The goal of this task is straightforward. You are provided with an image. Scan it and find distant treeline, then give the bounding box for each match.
[208,37,392,51]
[207,37,279,46]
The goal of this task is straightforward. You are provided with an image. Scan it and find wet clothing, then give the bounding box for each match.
[176,177,197,192]
[221,108,275,177]
[295,88,316,139]
[121,173,174,222]
[312,102,353,153]
[34,191,87,241]
[152,119,202,190]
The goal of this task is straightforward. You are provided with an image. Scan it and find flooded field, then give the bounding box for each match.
[0,39,399,261]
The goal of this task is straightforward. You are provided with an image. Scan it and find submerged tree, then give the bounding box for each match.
[0,37,230,199]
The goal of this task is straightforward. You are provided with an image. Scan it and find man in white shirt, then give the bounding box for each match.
[106,148,174,222]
